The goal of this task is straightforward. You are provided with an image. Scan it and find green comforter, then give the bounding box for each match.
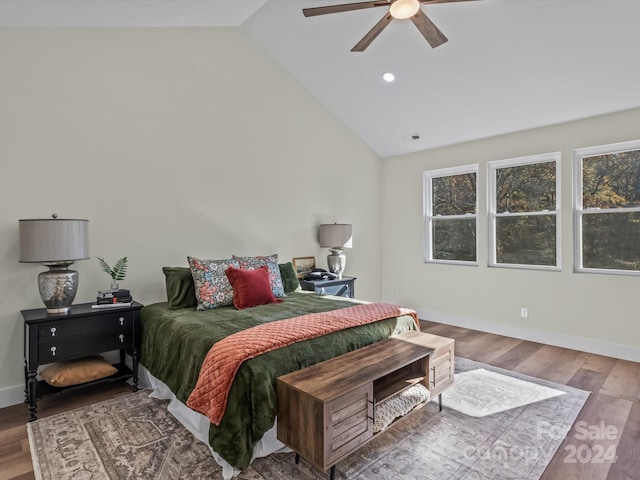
[140,292,417,469]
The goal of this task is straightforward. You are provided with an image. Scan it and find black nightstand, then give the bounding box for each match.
[299,276,356,298]
[22,301,143,421]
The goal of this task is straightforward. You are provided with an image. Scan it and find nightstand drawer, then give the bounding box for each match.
[299,276,356,299]
[39,331,134,363]
[38,312,134,341]
[319,284,351,297]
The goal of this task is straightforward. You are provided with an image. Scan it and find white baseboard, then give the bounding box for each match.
[417,308,640,363]
[0,384,25,409]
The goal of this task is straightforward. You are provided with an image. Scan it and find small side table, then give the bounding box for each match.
[299,276,356,298]
[22,301,143,421]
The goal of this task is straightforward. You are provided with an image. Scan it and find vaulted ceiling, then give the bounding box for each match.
[2,0,640,157]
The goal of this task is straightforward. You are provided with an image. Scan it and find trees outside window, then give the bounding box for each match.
[423,165,478,264]
[574,140,640,274]
[489,153,561,269]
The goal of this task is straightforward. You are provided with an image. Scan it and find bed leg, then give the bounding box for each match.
[295,453,300,464]
[439,393,443,411]
[330,465,335,480]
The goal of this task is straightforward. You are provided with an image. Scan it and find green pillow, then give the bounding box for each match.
[163,266,197,309]
[279,262,301,293]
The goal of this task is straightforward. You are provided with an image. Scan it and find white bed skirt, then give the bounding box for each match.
[137,364,290,479]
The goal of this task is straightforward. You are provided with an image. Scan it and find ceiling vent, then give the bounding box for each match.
[403,133,421,142]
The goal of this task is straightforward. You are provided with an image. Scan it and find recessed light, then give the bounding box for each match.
[382,72,395,83]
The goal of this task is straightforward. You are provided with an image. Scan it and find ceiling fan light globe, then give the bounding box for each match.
[389,0,420,20]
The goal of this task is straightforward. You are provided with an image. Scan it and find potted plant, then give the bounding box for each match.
[96,256,128,290]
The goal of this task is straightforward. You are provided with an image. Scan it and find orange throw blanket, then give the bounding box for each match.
[186,302,418,425]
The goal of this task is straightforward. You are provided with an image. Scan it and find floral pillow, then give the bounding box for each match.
[233,253,286,298]
[188,256,239,310]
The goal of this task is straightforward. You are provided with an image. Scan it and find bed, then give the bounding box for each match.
[138,260,418,478]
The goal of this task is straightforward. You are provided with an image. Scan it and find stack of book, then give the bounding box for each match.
[92,289,133,309]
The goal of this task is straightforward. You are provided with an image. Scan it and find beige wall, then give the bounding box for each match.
[0,28,382,405]
[382,107,640,361]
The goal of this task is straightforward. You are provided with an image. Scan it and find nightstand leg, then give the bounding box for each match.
[24,359,29,404]
[330,465,336,480]
[439,393,443,412]
[295,453,300,464]
[131,347,139,391]
[27,370,37,421]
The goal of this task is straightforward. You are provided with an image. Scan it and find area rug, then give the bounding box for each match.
[27,358,589,480]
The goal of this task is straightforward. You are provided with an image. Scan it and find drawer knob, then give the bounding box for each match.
[119,334,125,343]
[50,346,57,356]
[50,327,57,337]
[119,317,124,326]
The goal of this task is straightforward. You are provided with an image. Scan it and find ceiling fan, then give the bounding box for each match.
[303,0,475,52]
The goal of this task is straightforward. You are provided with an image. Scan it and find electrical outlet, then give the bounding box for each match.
[520,307,528,318]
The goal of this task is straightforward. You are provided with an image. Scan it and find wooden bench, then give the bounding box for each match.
[277,330,454,479]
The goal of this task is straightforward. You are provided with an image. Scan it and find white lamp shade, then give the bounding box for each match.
[319,223,353,248]
[19,218,89,263]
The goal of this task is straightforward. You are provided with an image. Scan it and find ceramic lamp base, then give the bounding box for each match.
[327,248,346,279]
[38,262,78,313]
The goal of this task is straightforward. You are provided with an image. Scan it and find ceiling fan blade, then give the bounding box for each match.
[419,0,478,4]
[411,9,448,48]
[351,12,393,52]
[303,1,389,17]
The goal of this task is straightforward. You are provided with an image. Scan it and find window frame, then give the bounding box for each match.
[488,152,562,271]
[573,139,640,276]
[423,164,479,266]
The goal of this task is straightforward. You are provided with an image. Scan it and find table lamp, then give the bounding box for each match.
[318,223,352,279]
[19,215,89,313]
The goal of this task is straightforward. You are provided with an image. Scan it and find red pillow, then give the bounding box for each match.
[225,265,282,310]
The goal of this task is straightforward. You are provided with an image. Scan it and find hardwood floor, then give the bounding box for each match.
[0,322,638,480]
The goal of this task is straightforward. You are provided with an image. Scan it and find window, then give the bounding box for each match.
[423,165,478,264]
[574,140,640,275]
[489,153,560,269]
